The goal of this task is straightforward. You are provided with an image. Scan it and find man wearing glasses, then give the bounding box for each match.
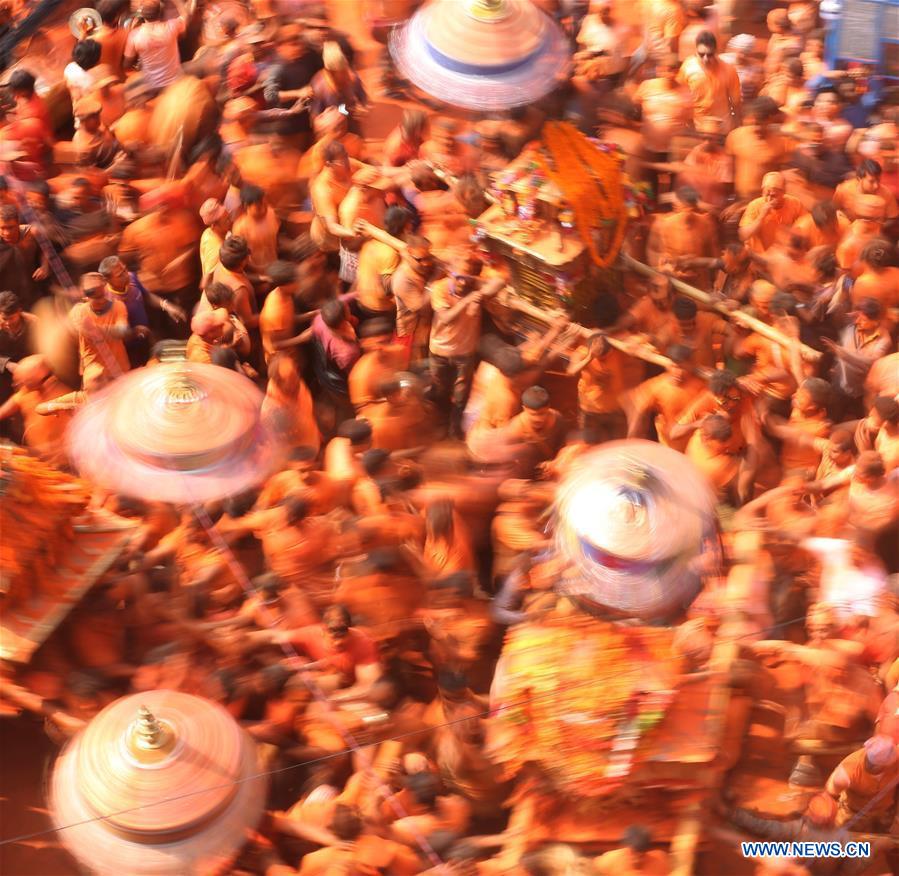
[677,30,742,133]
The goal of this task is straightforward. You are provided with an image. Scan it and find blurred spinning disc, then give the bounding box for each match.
[389,0,571,112]
[50,690,267,876]
[553,440,717,622]
[67,361,283,503]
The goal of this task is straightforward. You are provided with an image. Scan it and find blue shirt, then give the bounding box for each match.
[107,271,150,329]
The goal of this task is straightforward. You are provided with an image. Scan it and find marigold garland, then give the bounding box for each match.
[536,122,628,269]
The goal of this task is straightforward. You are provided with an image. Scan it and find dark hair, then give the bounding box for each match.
[320,298,345,328]
[855,297,882,319]
[0,205,19,223]
[205,281,234,308]
[188,133,223,166]
[210,667,238,699]
[666,343,692,363]
[330,804,363,841]
[289,444,318,462]
[223,489,256,519]
[770,292,796,316]
[696,30,717,51]
[800,377,831,411]
[338,418,373,445]
[8,70,36,96]
[377,377,402,397]
[812,247,838,280]
[210,347,240,370]
[97,0,129,25]
[0,290,22,315]
[361,448,390,476]
[437,668,469,694]
[323,603,352,627]
[252,571,282,595]
[856,450,885,478]
[284,495,309,525]
[786,57,804,78]
[219,236,249,271]
[454,172,489,216]
[830,428,854,452]
[72,38,101,71]
[857,158,882,179]
[405,771,440,806]
[623,825,653,853]
[521,385,550,410]
[811,200,836,228]
[873,395,899,424]
[493,345,524,378]
[384,205,412,238]
[323,140,348,164]
[708,369,738,396]
[240,184,264,207]
[859,237,896,268]
[676,184,700,206]
[702,414,733,441]
[267,260,296,287]
[673,296,698,320]
[366,547,402,572]
[747,96,779,122]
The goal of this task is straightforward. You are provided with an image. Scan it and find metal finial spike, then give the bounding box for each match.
[136,705,163,748]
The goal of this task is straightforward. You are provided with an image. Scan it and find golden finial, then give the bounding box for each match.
[135,705,165,749]
[466,0,509,21]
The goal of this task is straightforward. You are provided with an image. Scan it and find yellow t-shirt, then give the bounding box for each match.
[354,240,400,312]
[199,227,223,280]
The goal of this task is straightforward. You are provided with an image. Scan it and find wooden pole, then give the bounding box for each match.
[500,292,676,370]
[621,254,822,363]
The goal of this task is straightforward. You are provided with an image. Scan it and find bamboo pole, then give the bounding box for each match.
[621,254,822,363]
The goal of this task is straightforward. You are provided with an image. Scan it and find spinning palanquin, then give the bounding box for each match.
[485,443,739,853]
[478,122,643,323]
[487,613,736,848]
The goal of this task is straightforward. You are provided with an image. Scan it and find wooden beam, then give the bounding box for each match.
[621,254,822,363]
[500,293,677,370]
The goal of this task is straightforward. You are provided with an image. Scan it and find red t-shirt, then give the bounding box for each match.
[289,625,378,682]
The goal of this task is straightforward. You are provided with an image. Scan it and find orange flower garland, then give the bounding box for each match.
[536,122,627,269]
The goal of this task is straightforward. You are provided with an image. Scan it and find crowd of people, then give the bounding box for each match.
[0,0,898,874]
